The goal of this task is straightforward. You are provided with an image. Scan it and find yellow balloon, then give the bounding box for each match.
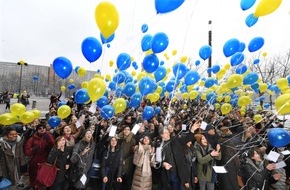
[88,78,106,102]
[216,95,223,102]
[95,1,119,38]
[69,78,74,83]
[253,114,263,123]
[137,72,146,81]
[164,53,168,58]
[268,90,274,95]
[275,94,290,115]
[82,81,89,89]
[166,68,171,74]
[182,92,189,99]
[238,96,252,107]
[224,63,231,70]
[199,80,205,87]
[201,93,207,100]
[262,52,267,57]
[187,85,194,91]
[109,60,114,67]
[32,109,41,119]
[224,95,231,103]
[61,86,66,92]
[20,111,35,124]
[131,71,136,77]
[226,74,243,89]
[155,86,163,94]
[221,103,232,115]
[145,49,153,55]
[276,78,288,90]
[151,93,160,103]
[57,105,71,119]
[113,98,127,114]
[78,67,86,77]
[254,0,282,17]
[180,56,187,63]
[257,105,262,111]
[189,90,199,100]
[215,103,220,109]
[10,103,26,116]
[0,113,19,125]
[172,50,177,56]
[259,83,268,93]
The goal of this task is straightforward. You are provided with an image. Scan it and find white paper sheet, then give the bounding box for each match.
[131,124,140,135]
[212,166,228,173]
[275,161,286,169]
[265,151,280,162]
[200,121,208,130]
[75,121,82,129]
[182,124,187,131]
[80,174,87,185]
[156,147,162,163]
[281,150,290,155]
[109,125,117,137]
[89,102,96,114]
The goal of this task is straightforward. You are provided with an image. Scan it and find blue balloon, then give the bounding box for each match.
[230,52,245,66]
[207,68,212,75]
[287,75,290,84]
[151,32,169,53]
[259,96,265,102]
[33,75,38,81]
[212,65,220,74]
[48,116,61,128]
[248,37,264,52]
[263,103,270,109]
[68,84,75,90]
[236,64,247,74]
[97,96,108,108]
[237,42,246,52]
[253,59,260,65]
[173,63,187,79]
[139,77,156,95]
[75,88,90,104]
[53,57,73,79]
[155,0,185,13]
[113,72,126,84]
[130,93,142,108]
[245,13,259,27]
[117,53,131,70]
[143,106,154,120]
[100,33,115,44]
[155,106,162,115]
[81,37,103,63]
[142,54,159,73]
[251,83,259,91]
[160,61,164,65]
[240,0,256,10]
[199,45,212,60]
[74,66,80,74]
[115,87,123,97]
[184,70,200,85]
[100,105,115,119]
[206,92,216,104]
[108,81,117,91]
[166,80,179,92]
[195,60,201,66]
[57,101,67,108]
[123,82,136,97]
[243,72,259,85]
[268,128,290,147]
[223,38,240,57]
[141,24,148,33]
[154,66,167,82]
[141,34,153,52]
[204,78,215,88]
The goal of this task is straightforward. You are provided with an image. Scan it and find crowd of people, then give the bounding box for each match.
[0,94,290,190]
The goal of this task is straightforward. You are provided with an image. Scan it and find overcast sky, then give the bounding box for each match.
[1,0,290,76]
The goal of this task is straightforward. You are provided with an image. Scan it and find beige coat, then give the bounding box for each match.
[131,145,155,190]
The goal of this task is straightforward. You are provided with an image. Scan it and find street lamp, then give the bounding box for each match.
[17,60,28,101]
[208,20,212,77]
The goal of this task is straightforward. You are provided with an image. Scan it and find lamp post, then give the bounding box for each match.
[17,60,28,102]
[208,20,212,77]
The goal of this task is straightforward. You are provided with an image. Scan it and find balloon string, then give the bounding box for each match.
[180,0,199,55]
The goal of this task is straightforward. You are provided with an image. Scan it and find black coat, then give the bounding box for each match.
[47,146,73,188]
[160,132,195,187]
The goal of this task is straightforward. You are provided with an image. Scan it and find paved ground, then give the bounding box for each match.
[0,97,50,117]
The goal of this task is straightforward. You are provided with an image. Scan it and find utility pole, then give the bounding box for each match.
[17,60,28,102]
[208,20,212,77]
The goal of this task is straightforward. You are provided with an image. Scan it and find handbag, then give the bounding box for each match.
[87,158,101,179]
[36,156,59,187]
[0,178,12,190]
[67,152,86,183]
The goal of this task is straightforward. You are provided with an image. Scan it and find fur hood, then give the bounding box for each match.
[118,131,134,143]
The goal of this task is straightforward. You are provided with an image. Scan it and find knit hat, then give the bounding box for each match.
[36,124,45,131]
[205,124,214,132]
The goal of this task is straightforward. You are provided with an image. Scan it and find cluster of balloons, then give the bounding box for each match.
[0,103,41,125]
